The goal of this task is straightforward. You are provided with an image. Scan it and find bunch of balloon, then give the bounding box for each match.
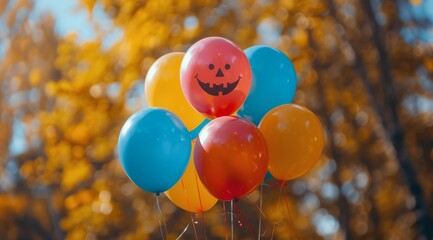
[117,36,324,238]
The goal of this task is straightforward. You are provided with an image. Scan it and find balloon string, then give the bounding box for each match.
[180,179,199,240]
[284,192,299,240]
[201,213,207,240]
[189,119,210,139]
[246,196,268,220]
[283,193,294,229]
[176,223,190,240]
[270,181,286,240]
[261,221,271,237]
[233,199,256,237]
[223,201,229,240]
[158,220,165,240]
[194,172,204,215]
[258,183,263,240]
[243,193,272,238]
[283,192,317,240]
[269,178,283,189]
[156,194,168,240]
[194,172,207,239]
[231,200,234,240]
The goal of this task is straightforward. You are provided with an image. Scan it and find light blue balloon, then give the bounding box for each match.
[118,108,191,194]
[238,46,297,125]
[189,118,210,140]
[265,171,273,180]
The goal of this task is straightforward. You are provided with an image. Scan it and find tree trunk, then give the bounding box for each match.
[308,29,354,240]
[360,1,433,239]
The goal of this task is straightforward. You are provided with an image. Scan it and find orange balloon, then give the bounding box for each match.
[165,143,218,213]
[145,52,205,131]
[259,104,324,180]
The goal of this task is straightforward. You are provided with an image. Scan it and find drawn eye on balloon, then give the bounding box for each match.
[181,37,252,118]
[194,63,241,96]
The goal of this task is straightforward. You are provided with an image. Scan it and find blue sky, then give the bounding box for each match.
[32,0,96,41]
[31,0,122,49]
[399,0,433,43]
[19,0,433,48]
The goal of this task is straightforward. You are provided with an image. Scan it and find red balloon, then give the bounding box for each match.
[181,37,252,118]
[194,116,268,201]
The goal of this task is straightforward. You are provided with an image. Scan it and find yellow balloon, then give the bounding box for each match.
[259,104,324,180]
[165,143,218,213]
[145,52,205,130]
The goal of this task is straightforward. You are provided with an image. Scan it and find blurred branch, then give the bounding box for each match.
[307,29,354,240]
[325,0,389,131]
[44,187,65,240]
[11,149,44,165]
[8,150,65,239]
[0,75,12,164]
[17,208,53,239]
[360,1,433,239]
[323,0,433,237]
[324,0,386,236]
[340,82,382,238]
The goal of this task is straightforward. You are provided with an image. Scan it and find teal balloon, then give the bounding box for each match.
[265,171,273,180]
[238,46,297,125]
[189,118,210,139]
[118,108,191,194]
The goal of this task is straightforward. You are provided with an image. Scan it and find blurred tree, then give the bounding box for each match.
[1,0,432,239]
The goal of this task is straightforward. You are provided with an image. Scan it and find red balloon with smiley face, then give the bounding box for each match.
[181,37,252,118]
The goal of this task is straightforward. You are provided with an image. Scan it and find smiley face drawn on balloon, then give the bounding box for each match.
[181,37,252,118]
[194,63,241,96]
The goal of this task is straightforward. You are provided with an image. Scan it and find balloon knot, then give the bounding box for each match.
[234,197,239,203]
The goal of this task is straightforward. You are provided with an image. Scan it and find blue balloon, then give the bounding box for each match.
[265,171,273,180]
[118,108,191,194]
[189,118,211,139]
[238,46,297,125]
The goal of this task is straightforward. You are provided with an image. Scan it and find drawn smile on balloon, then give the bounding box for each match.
[195,74,241,96]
